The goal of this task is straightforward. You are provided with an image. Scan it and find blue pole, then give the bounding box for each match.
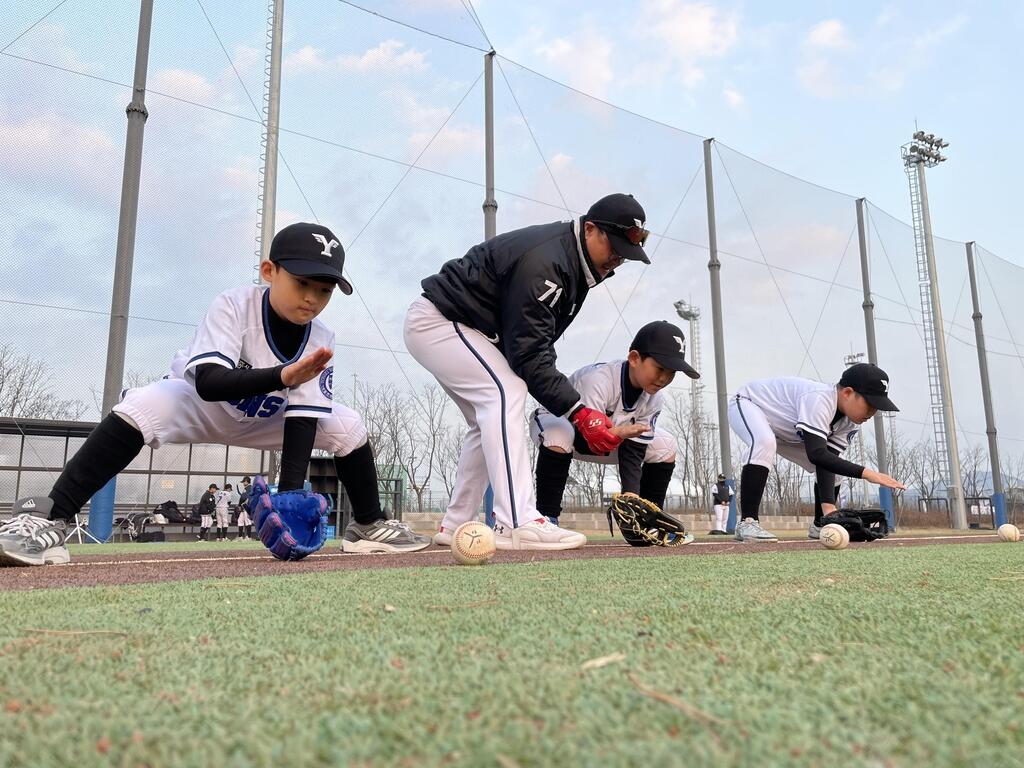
[726,478,737,534]
[484,485,495,528]
[879,486,895,532]
[991,492,1007,528]
[88,477,116,543]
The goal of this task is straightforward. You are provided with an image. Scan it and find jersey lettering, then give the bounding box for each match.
[538,280,563,307]
[228,394,284,418]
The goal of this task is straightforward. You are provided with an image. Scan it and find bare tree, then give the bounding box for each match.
[89,368,164,415]
[0,345,86,420]
[355,382,405,477]
[436,424,466,500]
[959,443,989,500]
[395,385,449,514]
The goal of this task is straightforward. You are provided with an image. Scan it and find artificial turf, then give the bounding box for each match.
[1,542,1022,767]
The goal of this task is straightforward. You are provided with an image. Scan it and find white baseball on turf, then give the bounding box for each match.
[820,524,850,550]
[997,523,1020,542]
[451,521,496,566]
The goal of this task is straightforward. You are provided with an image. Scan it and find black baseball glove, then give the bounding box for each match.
[821,508,890,542]
[607,493,694,547]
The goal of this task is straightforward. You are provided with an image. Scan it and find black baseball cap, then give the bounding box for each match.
[717,473,726,480]
[630,320,700,379]
[839,363,898,411]
[269,222,353,295]
[586,193,651,264]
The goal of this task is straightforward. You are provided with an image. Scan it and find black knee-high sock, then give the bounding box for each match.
[48,413,145,522]
[334,441,384,525]
[638,461,675,510]
[535,445,573,519]
[812,483,842,525]
[739,464,770,521]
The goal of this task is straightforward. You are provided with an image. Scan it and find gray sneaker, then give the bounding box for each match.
[807,522,821,540]
[734,517,778,542]
[342,519,432,554]
[0,514,70,566]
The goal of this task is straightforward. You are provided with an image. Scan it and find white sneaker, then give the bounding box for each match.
[734,517,778,542]
[433,526,453,547]
[494,518,586,551]
[807,522,822,540]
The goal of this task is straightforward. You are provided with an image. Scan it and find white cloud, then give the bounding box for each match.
[646,0,739,58]
[806,19,851,49]
[797,59,841,99]
[875,6,898,27]
[149,69,217,103]
[0,108,119,197]
[723,86,744,109]
[534,31,615,98]
[912,14,968,53]
[284,40,429,75]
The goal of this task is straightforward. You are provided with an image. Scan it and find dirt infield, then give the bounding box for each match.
[0,534,1001,592]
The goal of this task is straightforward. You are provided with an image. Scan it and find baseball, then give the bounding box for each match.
[820,524,850,550]
[997,523,1020,542]
[452,521,496,566]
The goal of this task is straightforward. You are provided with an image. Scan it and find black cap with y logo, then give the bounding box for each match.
[269,222,353,295]
[630,320,700,379]
[839,363,898,411]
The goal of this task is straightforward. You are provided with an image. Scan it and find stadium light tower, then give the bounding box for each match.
[901,130,967,529]
[673,300,705,428]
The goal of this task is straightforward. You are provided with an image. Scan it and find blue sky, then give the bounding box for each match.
[472,1,1023,260]
[2,0,1023,458]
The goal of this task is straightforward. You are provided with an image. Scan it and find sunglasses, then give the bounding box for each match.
[592,220,650,247]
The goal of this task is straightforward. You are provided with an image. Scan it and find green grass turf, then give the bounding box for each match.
[2,543,1023,767]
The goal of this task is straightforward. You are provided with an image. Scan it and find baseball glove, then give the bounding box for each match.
[820,508,889,542]
[249,476,330,561]
[607,492,694,547]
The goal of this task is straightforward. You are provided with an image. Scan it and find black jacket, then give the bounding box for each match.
[198,491,216,515]
[421,219,604,416]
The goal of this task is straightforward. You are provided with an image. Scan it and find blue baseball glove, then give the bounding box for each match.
[249,476,330,561]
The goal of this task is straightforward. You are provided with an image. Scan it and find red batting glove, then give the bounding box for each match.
[571,406,623,454]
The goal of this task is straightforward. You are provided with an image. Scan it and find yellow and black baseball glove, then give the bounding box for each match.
[607,493,694,547]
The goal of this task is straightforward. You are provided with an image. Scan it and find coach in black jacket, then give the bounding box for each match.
[406,193,651,551]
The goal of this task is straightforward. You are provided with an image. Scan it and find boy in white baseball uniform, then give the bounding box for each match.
[728,363,905,542]
[406,193,651,550]
[214,484,233,541]
[0,223,429,566]
[527,321,699,526]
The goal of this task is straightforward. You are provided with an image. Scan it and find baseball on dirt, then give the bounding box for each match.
[997,523,1020,542]
[820,524,850,550]
[452,521,496,566]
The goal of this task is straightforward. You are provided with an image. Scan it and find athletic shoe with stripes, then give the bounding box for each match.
[341,519,432,554]
[0,513,70,566]
[734,517,778,542]
[807,522,822,540]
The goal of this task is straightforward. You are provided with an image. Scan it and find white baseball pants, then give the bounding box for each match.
[404,296,537,532]
[529,411,676,464]
[728,395,814,473]
[113,379,368,457]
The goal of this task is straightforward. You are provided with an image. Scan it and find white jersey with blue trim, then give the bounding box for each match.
[537,359,663,443]
[736,377,858,452]
[169,285,335,421]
